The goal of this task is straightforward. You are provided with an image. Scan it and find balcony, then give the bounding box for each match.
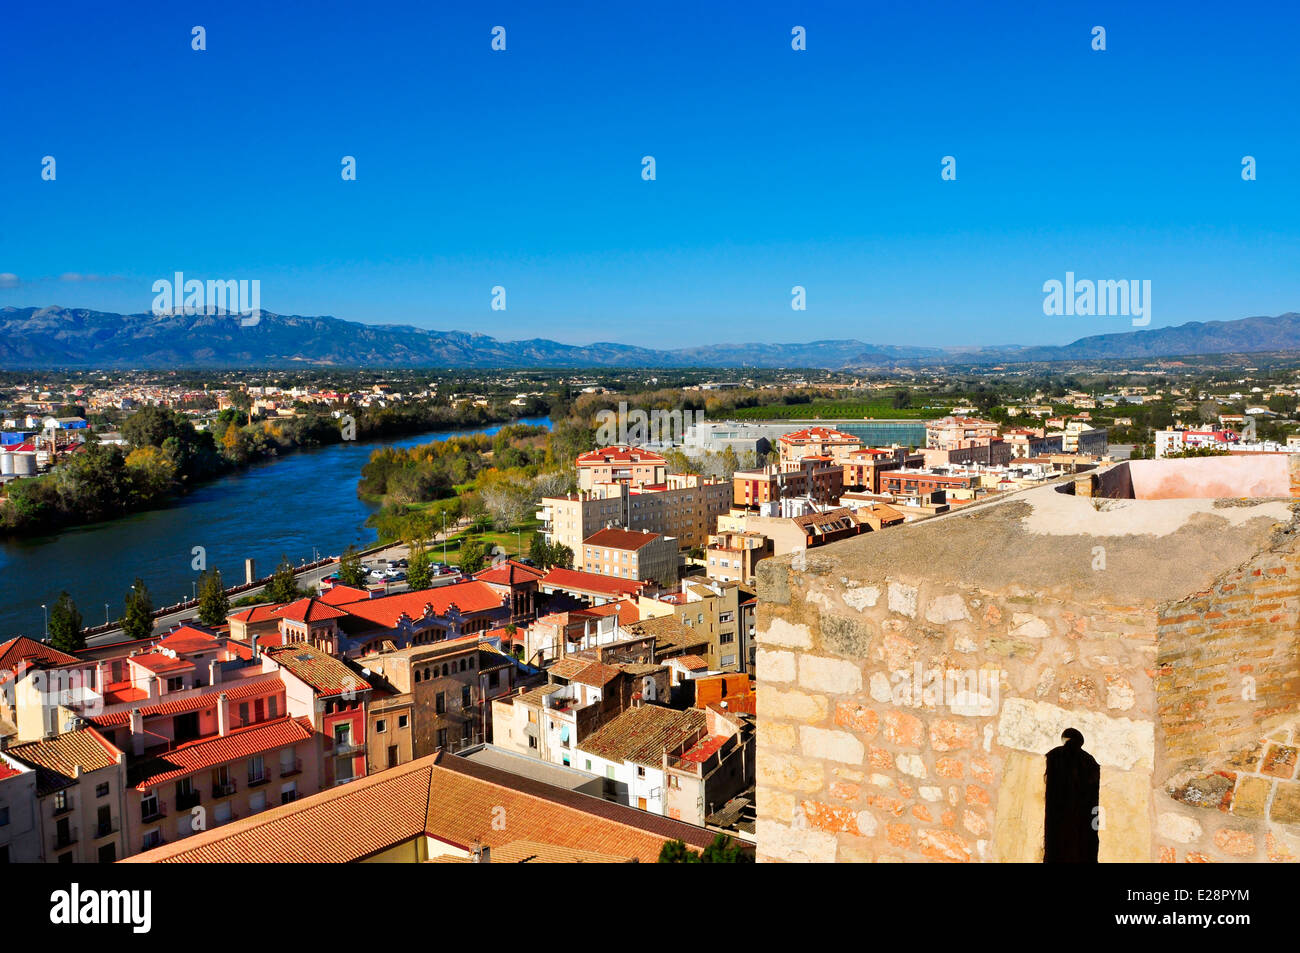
[332,739,365,757]
[175,790,201,811]
[246,771,270,788]
[279,758,303,778]
[54,826,79,850]
[140,804,167,824]
[94,821,118,839]
[212,780,238,799]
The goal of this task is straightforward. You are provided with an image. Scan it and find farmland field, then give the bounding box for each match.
[729,399,949,421]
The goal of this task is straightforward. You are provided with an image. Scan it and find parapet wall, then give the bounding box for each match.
[755,475,1300,863]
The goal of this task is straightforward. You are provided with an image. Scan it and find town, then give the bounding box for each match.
[3,359,1298,863]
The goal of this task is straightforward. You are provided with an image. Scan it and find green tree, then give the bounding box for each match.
[528,533,551,568]
[196,570,229,627]
[458,537,487,574]
[121,578,154,641]
[658,834,752,863]
[264,556,299,604]
[407,539,433,590]
[700,833,753,863]
[338,545,367,588]
[549,543,574,570]
[48,592,84,652]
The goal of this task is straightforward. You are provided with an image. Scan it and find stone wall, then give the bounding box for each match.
[755,477,1300,863]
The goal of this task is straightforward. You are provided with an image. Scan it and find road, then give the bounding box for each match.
[85,541,415,646]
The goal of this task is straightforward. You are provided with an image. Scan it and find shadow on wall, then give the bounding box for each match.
[1044,728,1099,864]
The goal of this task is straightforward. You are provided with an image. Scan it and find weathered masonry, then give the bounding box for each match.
[756,455,1300,862]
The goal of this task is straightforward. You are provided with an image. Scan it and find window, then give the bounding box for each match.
[0,806,8,826]
[398,715,408,729]
[280,783,297,805]
[376,719,387,734]
[141,792,159,821]
[268,696,278,719]
[437,728,448,749]
[720,631,735,644]
[95,782,109,798]
[166,676,184,691]
[248,755,265,784]
[249,790,267,814]
[461,685,472,709]
[239,702,250,724]
[436,692,446,715]
[333,724,351,748]
[487,671,500,689]
[141,830,161,851]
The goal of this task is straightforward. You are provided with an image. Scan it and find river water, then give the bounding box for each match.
[0,416,551,640]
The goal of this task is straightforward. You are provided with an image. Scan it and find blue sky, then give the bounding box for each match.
[2,0,1297,349]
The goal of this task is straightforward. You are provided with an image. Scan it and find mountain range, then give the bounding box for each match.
[2,306,1298,370]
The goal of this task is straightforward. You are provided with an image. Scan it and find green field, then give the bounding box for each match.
[730,399,949,421]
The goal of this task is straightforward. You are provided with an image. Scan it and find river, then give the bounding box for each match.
[0,416,551,640]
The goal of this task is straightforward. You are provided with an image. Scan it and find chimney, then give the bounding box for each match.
[245,558,257,585]
[208,658,220,685]
[251,633,260,660]
[130,708,145,756]
[217,692,230,735]
[95,660,107,692]
[148,675,160,702]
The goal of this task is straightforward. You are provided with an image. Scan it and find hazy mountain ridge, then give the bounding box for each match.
[1,306,1297,369]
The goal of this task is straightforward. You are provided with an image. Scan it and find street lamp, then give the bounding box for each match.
[442,512,448,563]
[105,602,110,625]
[40,603,48,641]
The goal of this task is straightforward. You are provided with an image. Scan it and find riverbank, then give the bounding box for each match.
[0,401,543,539]
[0,417,551,640]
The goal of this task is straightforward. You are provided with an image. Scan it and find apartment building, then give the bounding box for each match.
[733,457,845,509]
[580,527,678,586]
[637,580,745,673]
[705,530,772,586]
[576,445,667,490]
[777,426,861,465]
[263,643,369,788]
[126,713,317,855]
[574,704,707,814]
[0,752,41,862]
[926,415,1000,450]
[357,637,518,759]
[842,447,924,492]
[6,729,128,863]
[539,475,730,554]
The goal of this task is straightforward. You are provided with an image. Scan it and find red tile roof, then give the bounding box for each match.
[265,643,367,697]
[582,527,663,551]
[124,751,720,863]
[130,653,195,675]
[0,636,80,674]
[91,674,285,729]
[334,581,504,629]
[539,568,646,599]
[473,560,545,586]
[227,604,282,624]
[155,625,221,654]
[318,585,371,606]
[780,427,858,443]
[576,446,667,466]
[9,728,123,796]
[130,716,314,790]
[272,597,349,624]
[583,599,640,625]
